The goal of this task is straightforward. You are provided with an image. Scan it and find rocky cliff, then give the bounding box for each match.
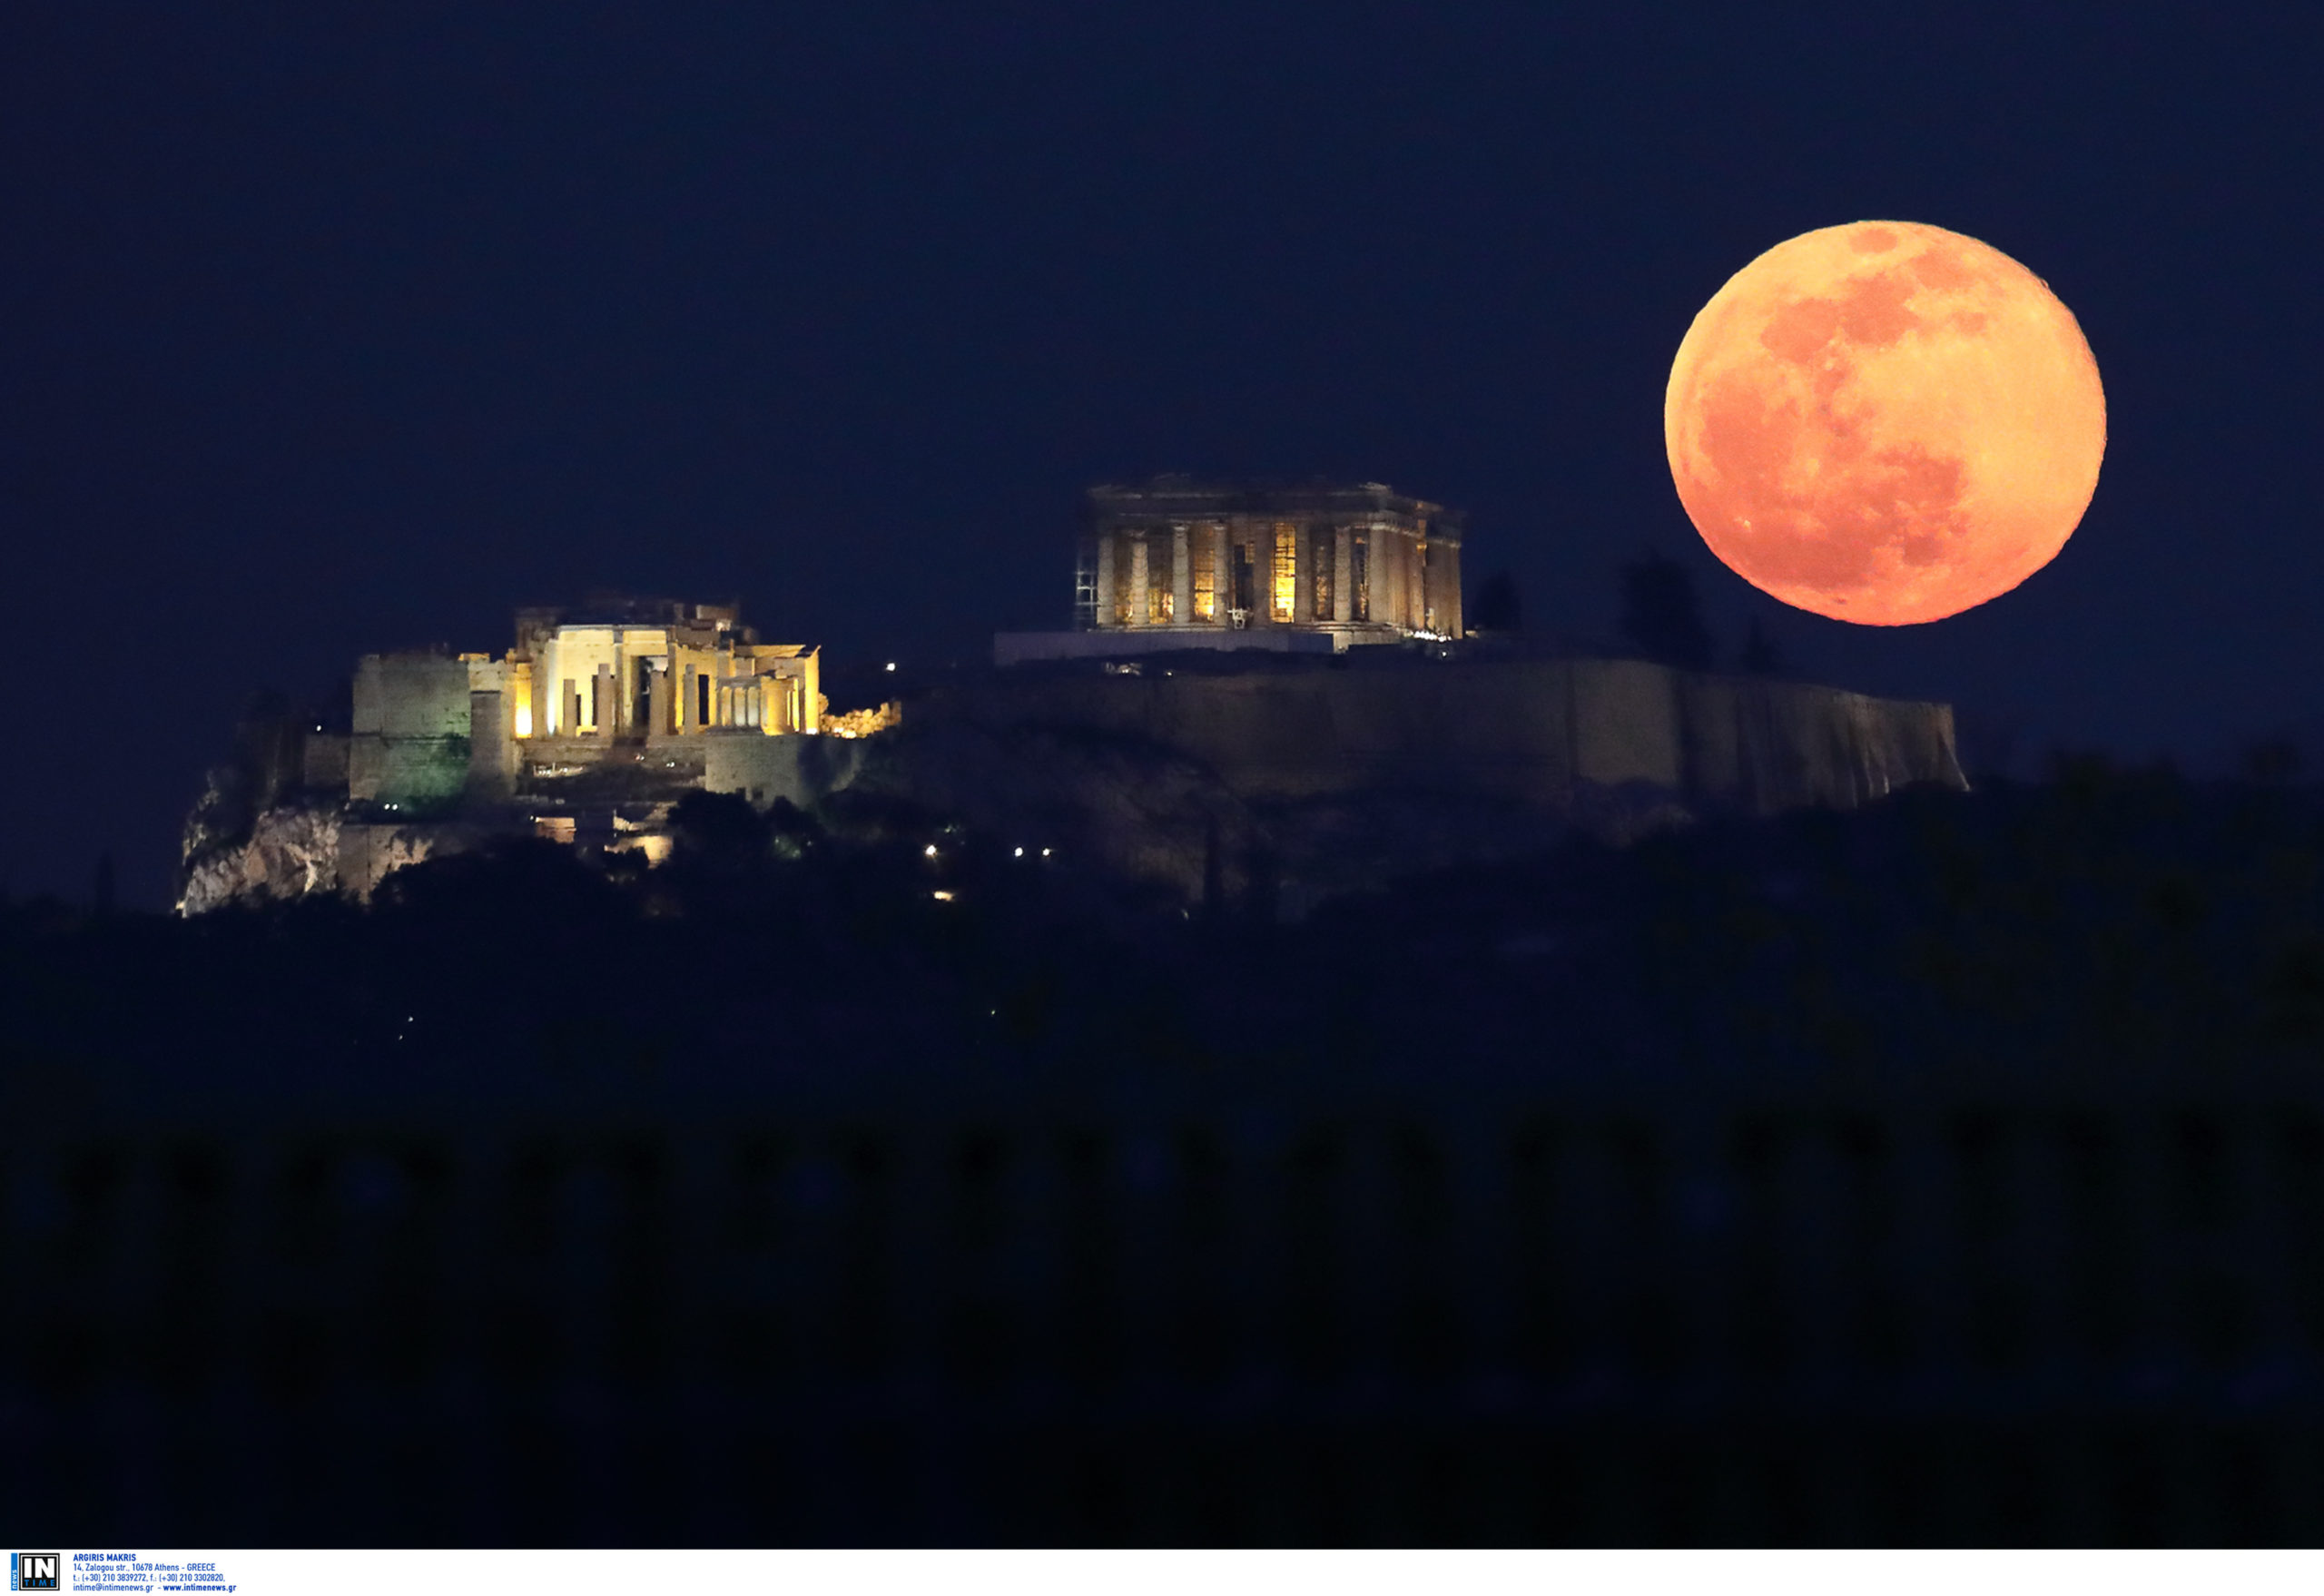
[844,654,1967,908]
[177,798,346,915]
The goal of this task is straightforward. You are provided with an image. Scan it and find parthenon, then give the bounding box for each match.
[1084,475,1463,639]
[999,478,1463,665]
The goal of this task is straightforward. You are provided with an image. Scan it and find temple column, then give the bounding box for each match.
[1214,524,1233,625]
[1441,541,1463,635]
[1292,527,1313,624]
[1128,534,1150,627]
[1394,537,1413,636]
[1094,533,1116,630]
[1171,526,1191,626]
[647,659,671,738]
[1378,532,1402,632]
[1251,523,1273,627]
[1334,527,1353,623]
[1371,532,1391,631]
[538,641,558,734]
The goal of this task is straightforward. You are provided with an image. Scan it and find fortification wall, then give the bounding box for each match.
[517,735,628,770]
[945,657,1965,815]
[301,733,350,791]
[350,654,475,804]
[348,736,472,807]
[702,732,869,810]
[468,688,516,798]
[352,655,471,738]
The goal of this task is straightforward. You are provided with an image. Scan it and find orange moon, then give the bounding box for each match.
[1664,221,2104,626]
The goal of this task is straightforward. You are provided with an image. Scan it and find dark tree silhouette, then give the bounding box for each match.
[668,789,773,862]
[1472,570,1523,632]
[1736,615,1785,676]
[1618,549,1714,670]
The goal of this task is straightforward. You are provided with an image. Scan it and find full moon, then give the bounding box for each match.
[1664,221,2104,626]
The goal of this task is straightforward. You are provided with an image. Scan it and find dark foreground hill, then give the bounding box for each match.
[8,762,2324,1542]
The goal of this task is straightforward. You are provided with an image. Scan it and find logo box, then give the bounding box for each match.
[12,1555,60,1592]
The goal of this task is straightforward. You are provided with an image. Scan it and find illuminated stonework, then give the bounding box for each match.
[1003,478,1463,665]
[180,596,859,904]
[347,597,824,810]
[509,597,822,743]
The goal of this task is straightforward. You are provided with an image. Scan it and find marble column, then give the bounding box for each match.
[1334,527,1353,623]
[537,641,558,734]
[1128,534,1150,627]
[1171,525,1192,626]
[1379,536,1396,631]
[1403,535,1421,630]
[1214,523,1233,625]
[1094,534,1116,629]
[647,659,671,738]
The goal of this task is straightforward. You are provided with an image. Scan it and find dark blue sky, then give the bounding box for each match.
[5,2,2319,906]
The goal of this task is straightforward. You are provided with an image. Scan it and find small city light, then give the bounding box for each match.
[885,662,897,672]
[931,890,954,901]
[1013,846,1024,857]
[924,843,939,858]
[1041,847,1052,857]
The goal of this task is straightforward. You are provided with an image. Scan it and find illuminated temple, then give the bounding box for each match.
[996,477,1465,665]
[495,596,817,744]
[342,596,822,809]
[191,596,858,898]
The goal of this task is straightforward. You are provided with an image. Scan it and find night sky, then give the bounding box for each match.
[5,3,2319,908]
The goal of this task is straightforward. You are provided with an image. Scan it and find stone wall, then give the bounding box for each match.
[946,656,1965,817]
[302,733,350,791]
[468,689,516,798]
[515,734,629,770]
[352,654,471,738]
[994,628,1339,666]
[350,654,474,806]
[348,735,472,809]
[702,730,870,810]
